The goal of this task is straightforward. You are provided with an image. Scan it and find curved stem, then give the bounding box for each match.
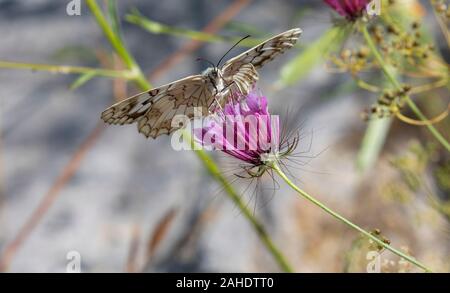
[396,104,449,126]
[360,24,450,153]
[272,162,433,273]
[355,77,380,92]
[0,60,131,79]
[410,78,449,95]
[86,0,150,89]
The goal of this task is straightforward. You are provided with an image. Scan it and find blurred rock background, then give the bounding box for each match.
[0,0,448,272]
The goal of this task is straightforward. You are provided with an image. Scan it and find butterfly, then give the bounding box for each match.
[101,28,302,138]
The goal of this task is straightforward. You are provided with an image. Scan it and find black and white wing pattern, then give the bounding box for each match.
[101,28,301,139]
[221,28,302,95]
[101,75,214,138]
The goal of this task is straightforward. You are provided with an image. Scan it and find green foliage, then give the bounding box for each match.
[69,71,97,90]
[390,141,435,191]
[107,0,122,39]
[278,25,350,86]
[435,161,450,191]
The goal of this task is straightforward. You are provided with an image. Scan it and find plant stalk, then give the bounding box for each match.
[0,60,131,79]
[86,0,150,89]
[272,162,433,272]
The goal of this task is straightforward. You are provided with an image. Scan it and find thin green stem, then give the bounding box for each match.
[125,10,263,47]
[86,0,150,89]
[188,132,294,272]
[355,78,380,93]
[410,78,449,95]
[272,162,433,272]
[86,0,293,272]
[357,117,392,171]
[0,60,131,79]
[360,24,450,152]
[430,0,450,49]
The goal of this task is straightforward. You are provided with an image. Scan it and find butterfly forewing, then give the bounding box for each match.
[221,28,302,93]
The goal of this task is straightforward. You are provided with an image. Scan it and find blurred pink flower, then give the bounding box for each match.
[324,0,370,20]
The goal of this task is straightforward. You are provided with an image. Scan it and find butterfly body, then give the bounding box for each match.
[201,67,227,97]
[101,28,302,138]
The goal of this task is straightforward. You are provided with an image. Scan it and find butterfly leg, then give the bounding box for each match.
[207,94,223,115]
[208,81,240,114]
[220,81,238,104]
[214,95,224,112]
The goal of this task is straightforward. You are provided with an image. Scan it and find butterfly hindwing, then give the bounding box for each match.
[226,63,259,96]
[101,75,214,138]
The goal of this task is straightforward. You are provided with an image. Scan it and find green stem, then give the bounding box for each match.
[357,117,392,171]
[360,24,450,152]
[272,163,433,272]
[87,0,293,272]
[125,10,262,47]
[189,132,294,273]
[0,60,131,79]
[86,0,150,89]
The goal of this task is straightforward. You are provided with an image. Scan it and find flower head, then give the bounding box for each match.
[324,0,370,21]
[195,89,298,177]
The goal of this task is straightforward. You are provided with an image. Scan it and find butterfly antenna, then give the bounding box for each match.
[216,35,250,68]
[196,57,216,68]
